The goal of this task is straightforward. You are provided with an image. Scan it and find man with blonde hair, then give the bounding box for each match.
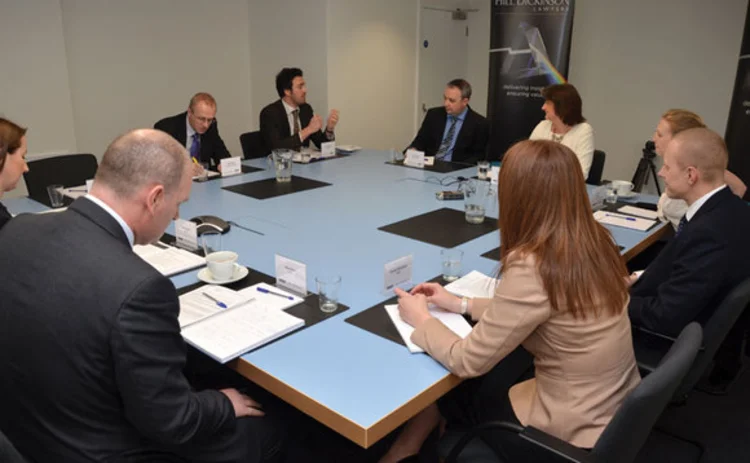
[155,92,231,175]
[629,127,750,363]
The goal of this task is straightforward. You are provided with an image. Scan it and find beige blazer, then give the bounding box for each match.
[411,255,640,448]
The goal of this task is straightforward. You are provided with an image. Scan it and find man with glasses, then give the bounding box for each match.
[155,92,231,175]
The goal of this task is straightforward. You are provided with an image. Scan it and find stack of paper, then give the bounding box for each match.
[133,242,206,277]
[445,270,498,299]
[61,186,87,200]
[192,171,221,181]
[181,283,304,363]
[384,304,473,354]
[617,205,659,220]
[594,210,657,231]
[178,285,254,328]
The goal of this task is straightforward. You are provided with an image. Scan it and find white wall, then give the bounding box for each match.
[327,0,419,150]
[248,0,328,129]
[60,0,253,162]
[466,0,490,117]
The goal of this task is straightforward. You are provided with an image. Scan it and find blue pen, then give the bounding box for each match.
[257,287,294,300]
[202,292,227,309]
[606,213,636,222]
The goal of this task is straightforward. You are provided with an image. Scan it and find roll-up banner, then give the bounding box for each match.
[486,0,575,160]
[725,5,750,194]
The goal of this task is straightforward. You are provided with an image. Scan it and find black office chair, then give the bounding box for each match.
[437,323,703,463]
[585,150,606,185]
[633,276,750,401]
[239,131,267,160]
[0,429,28,463]
[23,154,98,206]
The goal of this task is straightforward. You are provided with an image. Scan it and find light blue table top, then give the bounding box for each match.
[3,150,667,447]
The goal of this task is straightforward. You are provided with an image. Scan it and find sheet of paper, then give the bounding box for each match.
[444,270,498,299]
[237,282,304,310]
[384,255,413,292]
[61,185,88,199]
[404,149,425,168]
[489,166,500,185]
[275,254,307,296]
[321,141,336,158]
[174,218,199,251]
[384,304,473,354]
[423,156,435,166]
[192,170,221,181]
[594,210,656,232]
[220,157,242,177]
[86,179,94,192]
[133,242,205,277]
[181,298,305,363]
[178,285,255,328]
[618,205,659,220]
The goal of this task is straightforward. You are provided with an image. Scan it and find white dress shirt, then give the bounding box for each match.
[85,194,135,247]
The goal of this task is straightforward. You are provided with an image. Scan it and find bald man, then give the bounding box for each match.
[0,130,283,462]
[629,128,750,337]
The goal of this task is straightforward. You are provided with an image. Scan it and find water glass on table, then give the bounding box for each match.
[462,179,491,224]
[477,161,490,180]
[270,149,293,183]
[315,275,342,313]
[441,248,464,282]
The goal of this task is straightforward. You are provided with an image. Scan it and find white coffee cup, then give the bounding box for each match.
[611,180,634,196]
[206,251,238,281]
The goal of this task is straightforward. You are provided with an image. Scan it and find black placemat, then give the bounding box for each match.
[378,208,497,248]
[195,165,264,183]
[481,245,625,262]
[177,267,348,353]
[222,176,331,200]
[385,160,473,174]
[344,275,450,347]
[30,193,74,209]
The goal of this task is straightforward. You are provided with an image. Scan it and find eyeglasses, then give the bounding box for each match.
[192,115,215,125]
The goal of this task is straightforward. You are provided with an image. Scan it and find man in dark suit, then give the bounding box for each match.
[629,128,750,338]
[407,79,490,164]
[155,92,231,174]
[260,67,339,152]
[0,130,283,462]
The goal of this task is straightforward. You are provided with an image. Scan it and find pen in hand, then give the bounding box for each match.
[256,287,294,300]
[202,292,227,309]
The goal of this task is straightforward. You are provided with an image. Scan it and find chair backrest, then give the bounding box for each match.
[586,150,605,185]
[23,154,98,203]
[673,276,750,398]
[590,323,702,463]
[239,131,267,160]
[0,428,28,463]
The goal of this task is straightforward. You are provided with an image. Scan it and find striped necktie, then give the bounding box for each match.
[436,116,458,159]
[189,133,200,161]
[292,109,300,136]
[675,215,688,236]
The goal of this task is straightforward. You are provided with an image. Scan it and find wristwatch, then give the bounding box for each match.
[460,296,469,315]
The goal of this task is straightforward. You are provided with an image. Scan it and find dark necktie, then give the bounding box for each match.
[675,215,688,236]
[436,116,458,159]
[292,109,300,136]
[189,133,200,161]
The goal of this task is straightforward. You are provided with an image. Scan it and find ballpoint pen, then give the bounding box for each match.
[605,213,636,222]
[256,287,294,300]
[202,292,227,309]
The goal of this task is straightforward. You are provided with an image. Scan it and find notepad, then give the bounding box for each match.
[61,186,88,199]
[594,210,656,232]
[178,285,254,328]
[444,270,498,299]
[617,205,659,220]
[384,304,472,354]
[192,170,221,180]
[133,242,206,277]
[181,283,305,363]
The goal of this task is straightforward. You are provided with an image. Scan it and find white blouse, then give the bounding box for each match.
[530,120,595,178]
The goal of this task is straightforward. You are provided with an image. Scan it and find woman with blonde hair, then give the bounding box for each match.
[0,118,29,229]
[380,140,640,462]
[653,109,746,229]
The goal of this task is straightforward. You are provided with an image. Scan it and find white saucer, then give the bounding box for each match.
[197,264,249,285]
[617,191,637,199]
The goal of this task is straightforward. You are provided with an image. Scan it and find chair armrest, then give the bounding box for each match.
[636,326,706,352]
[444,421,524,463]
[519,426,594,463]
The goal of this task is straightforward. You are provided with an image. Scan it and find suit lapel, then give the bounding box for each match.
[275,100,291,138]
[687,187,732,228]
[176,112,188,147]
[69,197,131,247]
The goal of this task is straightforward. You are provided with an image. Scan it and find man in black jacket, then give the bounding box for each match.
[0,129,283,462]
[155,92,231,173]
[406,79,489,164]
[260,67,339,152]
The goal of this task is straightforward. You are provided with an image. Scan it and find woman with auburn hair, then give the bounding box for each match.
[529,83,595,178]
[0,118,29,229]
[653,109,746,229]
[380,140,640,463]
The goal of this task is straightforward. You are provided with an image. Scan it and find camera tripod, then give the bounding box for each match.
[631,142,662,196]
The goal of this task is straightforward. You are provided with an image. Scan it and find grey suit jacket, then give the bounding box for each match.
[0,198,234,462]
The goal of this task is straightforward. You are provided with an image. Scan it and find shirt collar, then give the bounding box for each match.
[449,107,469,122]
[685,184,727,221]
[186,113,197,141]
[282,99,298,116]
[84,194,135,247]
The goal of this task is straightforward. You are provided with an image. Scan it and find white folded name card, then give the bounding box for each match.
[221,157,242,177]
[404,149,425,168]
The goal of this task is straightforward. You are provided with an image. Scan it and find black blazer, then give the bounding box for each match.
[0,202,11,230]
[629,187,750,336]
[259,99,330,151]
[154,112,231,168]
[408,106,490,163]
[0,198,234,462]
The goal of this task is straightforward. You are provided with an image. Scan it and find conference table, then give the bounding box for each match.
[5,149,669,448]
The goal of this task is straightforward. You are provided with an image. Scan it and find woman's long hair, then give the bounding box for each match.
[497,140,628,319]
